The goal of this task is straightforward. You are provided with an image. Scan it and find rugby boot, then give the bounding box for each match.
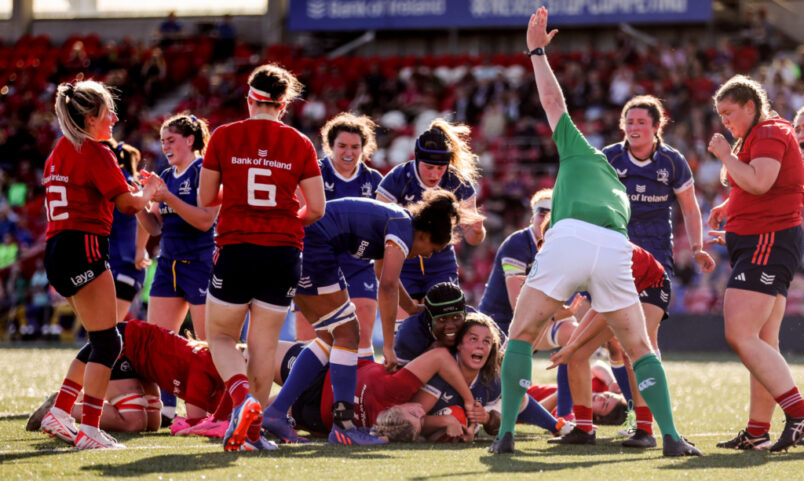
[74,425,125,449]
[262,405,309,443]
[622,429,657,448]
[223,394,262,452]
[489,432,515,454]
[328,424,388,445]
[769,415,804,452]
[715,430,771,451]
[40,408,78,443]
[547,426,596,445]
[663,434,702,456]
[26,392,58,431]
[240,435,279,451]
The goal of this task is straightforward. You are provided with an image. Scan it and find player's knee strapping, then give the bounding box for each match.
[145,395,162,415]
[87,326,122,368]
[547,319,568,349]
[110,393,147,414]
[313,301,357,333]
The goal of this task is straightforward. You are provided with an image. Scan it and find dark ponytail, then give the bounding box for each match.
[408,189,460,246]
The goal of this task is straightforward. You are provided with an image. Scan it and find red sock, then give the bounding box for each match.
[573,405,594,433]
[81,394,104,429]
[775,387,804,418]
[212,392,233,421]
[54,379,82,413]
[635,406,653,435]
[746,419,771,437]
[225,374,250,408]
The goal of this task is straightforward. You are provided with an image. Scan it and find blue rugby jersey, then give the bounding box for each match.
[320,157,383,201]
[320,157,384,285]
[306,197,414,261]
[109,166,138,269]
[478,227,539,325]
[376,161,476,282]
[393,305,479,366]
[603,142,694,275]
[422,364,501,413]
[157,158,216,260]
[393,311,434,366]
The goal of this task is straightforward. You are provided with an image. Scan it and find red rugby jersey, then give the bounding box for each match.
[726,117,803,235]
[43,137,130,239]
[203,118,321,248]
[319,360,423,430]
[122,320,224,414]
[631,243,665,293]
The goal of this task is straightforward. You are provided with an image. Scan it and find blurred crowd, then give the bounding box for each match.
[2,18,804,340]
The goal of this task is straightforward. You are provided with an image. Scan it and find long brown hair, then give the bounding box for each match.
[456,312,501,387]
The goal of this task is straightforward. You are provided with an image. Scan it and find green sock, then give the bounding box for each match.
[632,353,680,441]
[498,339,533,438]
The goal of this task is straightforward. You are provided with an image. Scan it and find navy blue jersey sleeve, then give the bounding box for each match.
[670,149,694,193]
[498,232,533,277]
[376,164,406,203]
[393,312,432,366]
[369,168,383,192]
[384,215,414,257]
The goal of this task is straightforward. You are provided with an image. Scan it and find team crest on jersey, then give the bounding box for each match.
[178,179,192,196]
[656,168,670,185]
[527,259,539,280]
[361,182,373,197]
[324,181,335,192]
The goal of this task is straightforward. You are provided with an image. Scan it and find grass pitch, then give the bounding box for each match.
[1,345,802,481]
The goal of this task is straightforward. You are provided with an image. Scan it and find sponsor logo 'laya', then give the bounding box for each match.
[70,270,95,286]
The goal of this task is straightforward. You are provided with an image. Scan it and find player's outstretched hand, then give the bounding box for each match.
[383,345,399,372]
[527,7,558,51]
[547,344,576,370]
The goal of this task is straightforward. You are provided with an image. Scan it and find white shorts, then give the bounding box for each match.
[525,218,639,313]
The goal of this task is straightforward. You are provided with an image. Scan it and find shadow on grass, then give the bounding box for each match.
[0,414,28,421]
[658,450,804,469]
[81,444,402,476]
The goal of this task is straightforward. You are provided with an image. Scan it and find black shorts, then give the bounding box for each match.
[45,230,110,297]
[280,342,307,384]
[726,225,803,297]
[283,343,328,435]
[208,244,302,309]
[638,272,671,320]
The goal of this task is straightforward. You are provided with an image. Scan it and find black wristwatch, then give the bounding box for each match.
[525,47,545,57]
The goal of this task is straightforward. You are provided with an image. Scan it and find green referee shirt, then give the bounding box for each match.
[550,113,630,236]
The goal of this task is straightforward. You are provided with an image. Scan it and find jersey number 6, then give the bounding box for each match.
[247,167,277,207]
[45,185,70,221]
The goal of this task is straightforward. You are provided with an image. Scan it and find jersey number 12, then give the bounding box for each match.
[45,185,70,221]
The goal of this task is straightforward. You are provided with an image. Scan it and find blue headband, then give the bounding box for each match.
[415,138,452,165]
